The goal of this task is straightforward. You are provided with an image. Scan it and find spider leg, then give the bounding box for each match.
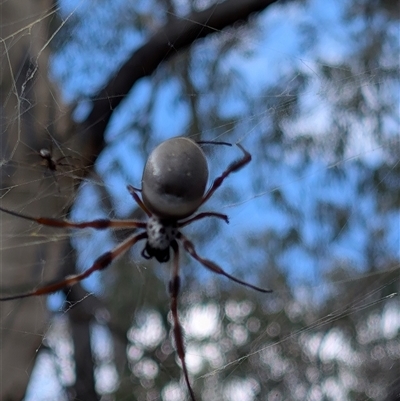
[178,211,229,227]
[170,240,196,401]
[201,143,251,206]
[55,155,69,166]
[178,232,272,293]
[127,185,152,217]
[197,140,232,147]
[55,155,82,166]
[0,206,147,230]
[0,231,147,301]
[50,171,61,193]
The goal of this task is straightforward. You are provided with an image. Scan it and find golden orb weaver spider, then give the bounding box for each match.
[0,137,272,400]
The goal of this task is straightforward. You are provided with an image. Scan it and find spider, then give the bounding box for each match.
[39,148,62,172]
[39,147,78,192]
[0,136,272,400]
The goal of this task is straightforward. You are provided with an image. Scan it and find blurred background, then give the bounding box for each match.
[0,0,399,400]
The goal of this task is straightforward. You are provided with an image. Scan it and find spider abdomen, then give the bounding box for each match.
[141,137,208,219]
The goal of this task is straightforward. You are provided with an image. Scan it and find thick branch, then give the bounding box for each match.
[85,0,279,139]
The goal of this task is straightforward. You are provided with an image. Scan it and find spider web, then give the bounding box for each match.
[0,1,399,400]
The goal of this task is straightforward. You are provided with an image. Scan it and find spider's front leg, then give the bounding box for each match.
[178,232,272,293]
[170,240,197,401]
[0,232,148,301]
[0,206,147,230]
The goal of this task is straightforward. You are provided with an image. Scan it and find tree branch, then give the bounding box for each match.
[84,0,279,142]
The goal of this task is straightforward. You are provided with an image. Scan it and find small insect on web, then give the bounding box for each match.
[0,136,272,401]
[38,144,81,192]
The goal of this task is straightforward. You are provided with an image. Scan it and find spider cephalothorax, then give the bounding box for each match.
[142,216,178,262]
[0,136,272,401]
